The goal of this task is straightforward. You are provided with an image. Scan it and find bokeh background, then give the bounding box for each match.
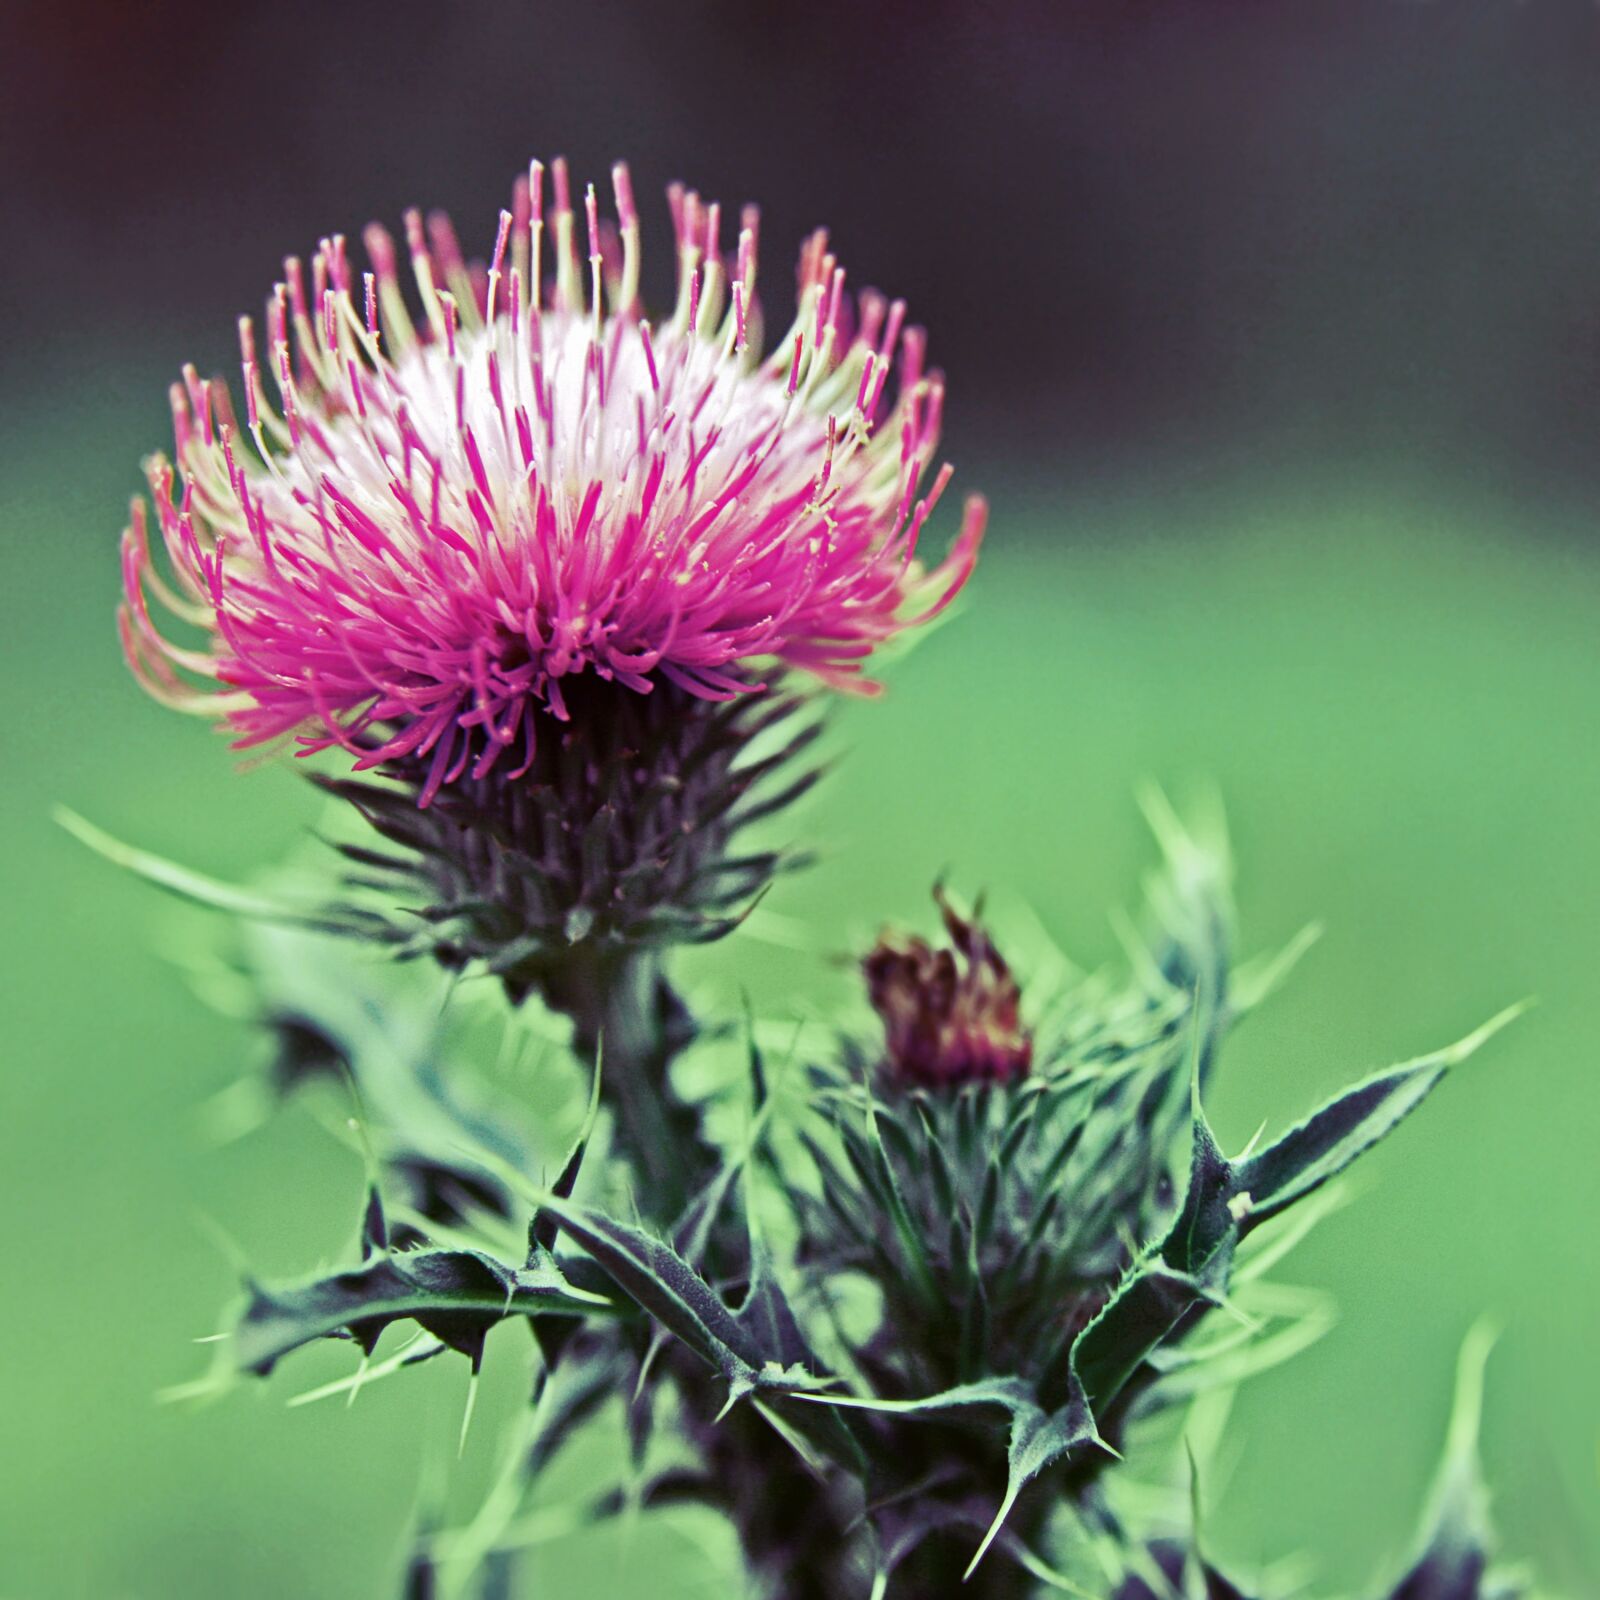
[3,1,1597,1594]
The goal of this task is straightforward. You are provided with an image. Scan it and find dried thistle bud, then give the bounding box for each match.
[863,888,1032,1087]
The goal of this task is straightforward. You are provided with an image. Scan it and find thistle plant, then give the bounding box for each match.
[82,156,1554,1599]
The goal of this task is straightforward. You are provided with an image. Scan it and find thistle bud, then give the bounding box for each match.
[863,889,1032,1087]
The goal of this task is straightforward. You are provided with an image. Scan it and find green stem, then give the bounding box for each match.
[476,948,739,1599]
[396,946,716,1600]
[680,1368,873,1599]
[536,944,713,1226]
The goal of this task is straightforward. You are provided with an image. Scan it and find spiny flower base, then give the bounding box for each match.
[317,677,818,1000]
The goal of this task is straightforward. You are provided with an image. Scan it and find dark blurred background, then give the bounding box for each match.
[9,0,1600,489]
[3,3,1598,1597]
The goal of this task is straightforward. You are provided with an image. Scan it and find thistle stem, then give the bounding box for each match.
[536,944,712,1225]
[682,1379,872,1599]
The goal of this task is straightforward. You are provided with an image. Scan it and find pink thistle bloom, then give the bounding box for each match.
[121,158,986,806]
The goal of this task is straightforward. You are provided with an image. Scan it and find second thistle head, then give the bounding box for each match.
[804,844,1235,1394]
[118,157,986,977]
[864,888,1033,1088]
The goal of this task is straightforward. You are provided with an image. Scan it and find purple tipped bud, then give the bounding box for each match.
[864,889,1032,1088]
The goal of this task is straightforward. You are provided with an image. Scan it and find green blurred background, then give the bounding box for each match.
[4,2,1598,1595]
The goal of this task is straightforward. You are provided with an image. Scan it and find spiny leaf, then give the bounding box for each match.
[1383,1322,1499,1600]
[1161,1094,1235,1276]
[1235,1005,1525,1231]
[966,1388,1098,1580]
[1068,1262,1216,1419]
[232,1246,613,1376]
[56,806,347,929]
[733,1170,815,1372]
[1057,1045,1235,1415]
[531,1195,748,1375]
[793,1376,1100,1579]
[531,1192,860,1472]
[1064,1003,1520,1434]
[529,1048,604,1257]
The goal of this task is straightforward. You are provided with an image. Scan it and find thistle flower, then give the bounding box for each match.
[864,889,1032,1087]
[787,849,1239,1583]
[119,158,985,808]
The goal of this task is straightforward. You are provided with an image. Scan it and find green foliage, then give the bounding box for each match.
[233,1233,610,1376]
[745,818,1519,1589]
[1382,1325,1523,1600]
[82,798,1546,1599]
[1114,1326,1530,1600]
[530,1192,859,1468]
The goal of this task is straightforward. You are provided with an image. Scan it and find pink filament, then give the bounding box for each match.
[121,159,987,805]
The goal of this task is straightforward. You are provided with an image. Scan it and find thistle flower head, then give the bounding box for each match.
[120,157,985,806]
[801,840,1241,1429]
[864,889,1032,1088]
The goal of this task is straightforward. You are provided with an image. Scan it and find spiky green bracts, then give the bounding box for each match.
[143,810,1535,1599]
